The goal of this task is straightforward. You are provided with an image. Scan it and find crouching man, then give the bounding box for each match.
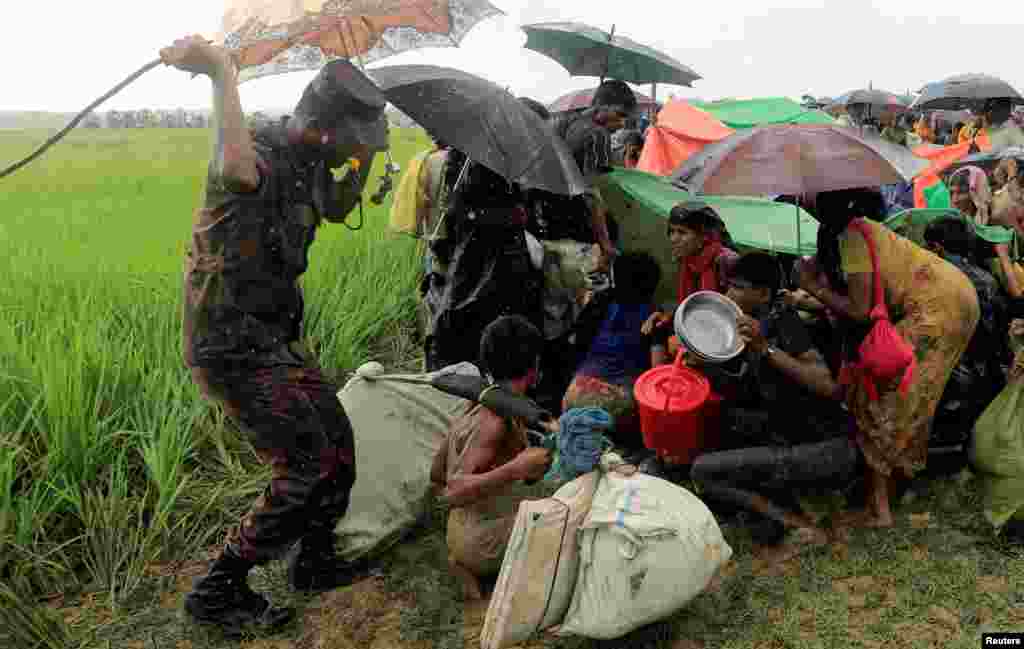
[430,316,552,600]
[687,253,860,548]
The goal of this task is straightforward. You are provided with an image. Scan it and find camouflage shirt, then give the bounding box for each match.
[182,126,325,368]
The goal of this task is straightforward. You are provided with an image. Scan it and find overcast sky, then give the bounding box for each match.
[5,0,1023,113]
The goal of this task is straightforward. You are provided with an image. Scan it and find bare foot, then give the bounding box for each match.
[832,510,894,530]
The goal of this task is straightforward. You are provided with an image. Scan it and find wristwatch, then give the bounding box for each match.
[764,345,778,358]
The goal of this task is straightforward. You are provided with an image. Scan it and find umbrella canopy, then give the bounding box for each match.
[946,146,1024,175]
[884,208,1014,247]
[911,74,1024,111]
[671,125,930,197]
[370,64,586,196]
[842,89,909,114]
[219,0,503,83]
[635,100,734,176]
[548,86,657,113]
[521,22,701,87]
[691,98,835,129]
[597,169,818,303]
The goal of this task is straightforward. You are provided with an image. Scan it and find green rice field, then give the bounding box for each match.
[0,126,427,645]
[1,127,1022,649]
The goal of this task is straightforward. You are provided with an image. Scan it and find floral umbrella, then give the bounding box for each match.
[221,0,504,83]
[1,0,501,178]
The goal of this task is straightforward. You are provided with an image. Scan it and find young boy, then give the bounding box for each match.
[430,316,553,599]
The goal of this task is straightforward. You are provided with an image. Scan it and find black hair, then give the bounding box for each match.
[731,252,782,295]
[668,201,723,232]
[623,131,645,147]
[479,315,544,382]
[591,80,638,113]
[612,251,662,304]
[923,218,971,257]
[667,201,734,247]
[814,187,886,291]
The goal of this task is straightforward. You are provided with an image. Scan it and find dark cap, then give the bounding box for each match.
[293,59,389,151]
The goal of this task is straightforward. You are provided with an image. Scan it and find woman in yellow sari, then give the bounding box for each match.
[798,188,979,528]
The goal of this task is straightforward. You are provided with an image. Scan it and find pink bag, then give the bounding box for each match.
[841,219,917,401]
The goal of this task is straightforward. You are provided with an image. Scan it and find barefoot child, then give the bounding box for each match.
[430,316,553,599]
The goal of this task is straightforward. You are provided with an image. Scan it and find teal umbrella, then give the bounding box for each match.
[521,21,701,91]
[883,208,1016,246]
[596,168,818,304]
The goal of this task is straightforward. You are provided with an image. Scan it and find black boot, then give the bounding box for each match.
[184,547,295,638]
[287,526,360,594]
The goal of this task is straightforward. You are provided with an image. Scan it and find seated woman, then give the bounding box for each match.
[687,253,856,547]
[430,316,553,600]
[564,251,662,451]
[641,201,739,354]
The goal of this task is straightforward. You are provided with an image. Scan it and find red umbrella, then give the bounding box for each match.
[548,86,658,113]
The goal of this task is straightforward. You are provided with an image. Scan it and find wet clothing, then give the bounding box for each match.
[193,361,356,565]
[931,254,1007,446]
[183,125,357,564]
[690,305,856,541]
[425,160,543,372]
[563,295,657,449]
[183,125,332,369]
[445,404,533,576]
[838,220,980,477]
[699,305,851,448]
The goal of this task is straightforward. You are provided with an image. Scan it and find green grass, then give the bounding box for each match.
[0,126,428,646]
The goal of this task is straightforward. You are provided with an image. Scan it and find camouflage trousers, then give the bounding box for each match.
[191,361,356,565]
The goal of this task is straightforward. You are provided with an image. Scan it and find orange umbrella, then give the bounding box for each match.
[1,0,502,178]
[636,100,733,176]
[221,0,504,82]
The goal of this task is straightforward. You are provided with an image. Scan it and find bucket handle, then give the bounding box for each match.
[659,349,689,411]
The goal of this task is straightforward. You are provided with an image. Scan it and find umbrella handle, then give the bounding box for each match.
[429,156,472,242]
[1,57,163,180]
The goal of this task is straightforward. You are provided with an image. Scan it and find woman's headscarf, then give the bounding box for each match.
[950,166,993,225]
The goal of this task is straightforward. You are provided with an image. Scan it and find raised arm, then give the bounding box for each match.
[159,35,260,193]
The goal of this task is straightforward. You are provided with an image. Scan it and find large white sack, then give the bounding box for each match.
[556,464,732,639]
[334,361,480,562]
[481,472,600,649]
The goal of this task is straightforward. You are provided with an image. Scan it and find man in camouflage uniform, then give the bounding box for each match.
[160,35,387,636]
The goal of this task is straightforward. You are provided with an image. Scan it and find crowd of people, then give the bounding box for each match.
[161,32,1022,637]
[408,83,1024,598]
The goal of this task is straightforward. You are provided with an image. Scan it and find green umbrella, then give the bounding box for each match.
[521,21,701,94]
[691,97,836,128]
[883,208,1016,246]
[596,168,818,305]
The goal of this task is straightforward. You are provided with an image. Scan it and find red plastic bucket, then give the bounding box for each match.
[634,350,711,463]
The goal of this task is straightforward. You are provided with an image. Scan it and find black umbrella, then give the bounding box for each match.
[946,146,1024,175]
[911,74,1024,111]
[843,89,909,114]
[369,64,586,196]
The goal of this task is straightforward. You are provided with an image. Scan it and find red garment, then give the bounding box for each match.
[677,239,725,302]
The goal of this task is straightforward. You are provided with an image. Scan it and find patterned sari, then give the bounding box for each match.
[839,220,980,477]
